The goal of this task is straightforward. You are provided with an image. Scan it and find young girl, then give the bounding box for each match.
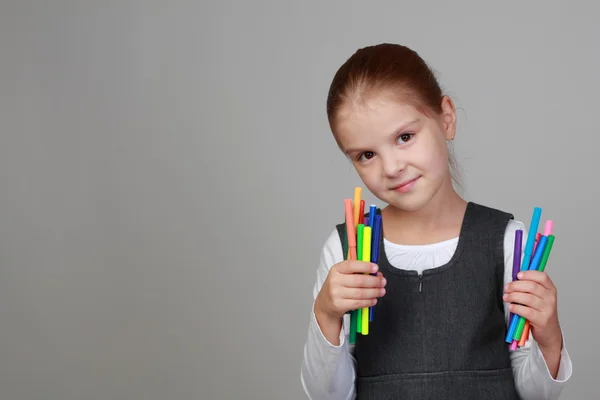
[301,43,572,399]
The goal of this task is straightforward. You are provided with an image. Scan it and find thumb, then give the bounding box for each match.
[337,260,378,275]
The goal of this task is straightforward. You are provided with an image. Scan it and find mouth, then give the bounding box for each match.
[391,176,420,193]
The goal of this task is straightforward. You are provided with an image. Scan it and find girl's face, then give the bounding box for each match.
[333,90,457,213]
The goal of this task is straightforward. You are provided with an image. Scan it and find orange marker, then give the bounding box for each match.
[344,199,357,260]
[518,325,530,347]
[353,187,362,230]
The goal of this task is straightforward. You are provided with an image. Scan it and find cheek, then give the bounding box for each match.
[421,141,449,175]
[356,167,382,190]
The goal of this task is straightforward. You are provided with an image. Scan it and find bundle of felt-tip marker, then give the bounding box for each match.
[506,206,556,350]
[342,187,382,345]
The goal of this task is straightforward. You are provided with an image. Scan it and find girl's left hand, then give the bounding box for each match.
[503,270,563,351]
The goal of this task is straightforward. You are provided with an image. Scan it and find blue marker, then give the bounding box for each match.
[369,205,377,227]
[370,214,382,322]
[371,214,381,264]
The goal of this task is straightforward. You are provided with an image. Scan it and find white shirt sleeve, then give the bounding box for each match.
[300,228,357,400]
[503,220,573,399]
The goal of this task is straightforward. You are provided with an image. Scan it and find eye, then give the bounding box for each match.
[397,133,414,144]
[358,151,375,162]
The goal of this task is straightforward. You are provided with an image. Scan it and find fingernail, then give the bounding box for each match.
[380,288,386,296]
[503,294,508,300]
[382,278,387,286]
[517,272,523,279]
[372,264,378,272]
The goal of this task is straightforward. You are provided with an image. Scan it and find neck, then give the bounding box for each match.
[381,180,467,244]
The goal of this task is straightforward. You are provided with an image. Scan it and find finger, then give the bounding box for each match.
[505,281,546,298]
[503,292,544,312]
[343,274,386,288]
[340,286,386,300]
[344,298,378,311]
[509,304,543,326]
[337,260,378,275]
[516,270,556,291]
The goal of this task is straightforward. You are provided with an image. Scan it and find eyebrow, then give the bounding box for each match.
[343,118,421,155]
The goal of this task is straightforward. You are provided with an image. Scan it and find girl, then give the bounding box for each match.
[300,43,572,399]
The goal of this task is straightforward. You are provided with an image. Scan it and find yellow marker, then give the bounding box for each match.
[353,187,362,230]
[361,226,371,335]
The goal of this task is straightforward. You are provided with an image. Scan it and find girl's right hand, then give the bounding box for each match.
[315,261,387,322]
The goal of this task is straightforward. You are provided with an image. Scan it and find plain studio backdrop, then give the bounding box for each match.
[0,1,597,399]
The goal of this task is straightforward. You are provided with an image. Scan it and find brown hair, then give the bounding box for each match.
[326,43,461,187]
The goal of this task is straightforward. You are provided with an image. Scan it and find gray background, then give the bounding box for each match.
[0,1,595,399]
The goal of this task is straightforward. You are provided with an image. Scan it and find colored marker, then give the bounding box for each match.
[507,234,547,342]
[371,215,382,264]
[353,187,362,231]
[364,211,375,319]
[521,207,542,271]
[510,230,532,349]
[543,220,554,237]
[344,199,358,344]
[512,230,523,281]
[369,205,377,228]
[506,208,541,343]
[506,229,523,350]
[362,226,371,335]
[531,233,541,259]
[518,230,555,347]
[510,235,548,342]
[344,199,357,261]
[344,219,356,343]
[359,200,365,225]
[342,222,348,259]
[537,235,554,274]
[370,214,382,322]
[515,222,553,345]
[357,224,364,333]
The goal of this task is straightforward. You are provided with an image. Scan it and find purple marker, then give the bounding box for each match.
[506,229,523,348]
[512,230,523,281]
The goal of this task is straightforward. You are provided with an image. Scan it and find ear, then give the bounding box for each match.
[440,96,456,140]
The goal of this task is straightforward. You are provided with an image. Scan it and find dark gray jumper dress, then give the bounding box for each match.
[335,202,522,399]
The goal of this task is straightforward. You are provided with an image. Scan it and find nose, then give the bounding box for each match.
[381,152,404,178]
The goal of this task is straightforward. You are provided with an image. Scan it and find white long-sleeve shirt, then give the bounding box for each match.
[301,219,572,399]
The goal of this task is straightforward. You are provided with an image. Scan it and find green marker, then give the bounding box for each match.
[537,235,555,272]
[356,224,364,334]
[343,221,358,345]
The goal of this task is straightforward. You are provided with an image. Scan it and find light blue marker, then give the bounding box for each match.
[521,207,542,271]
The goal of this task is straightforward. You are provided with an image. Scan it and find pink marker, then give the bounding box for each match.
[544,220,553,236]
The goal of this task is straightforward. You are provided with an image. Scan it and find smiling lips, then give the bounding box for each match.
[392,177,420,193]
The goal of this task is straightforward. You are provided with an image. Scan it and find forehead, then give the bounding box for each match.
[333,91,423,147]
